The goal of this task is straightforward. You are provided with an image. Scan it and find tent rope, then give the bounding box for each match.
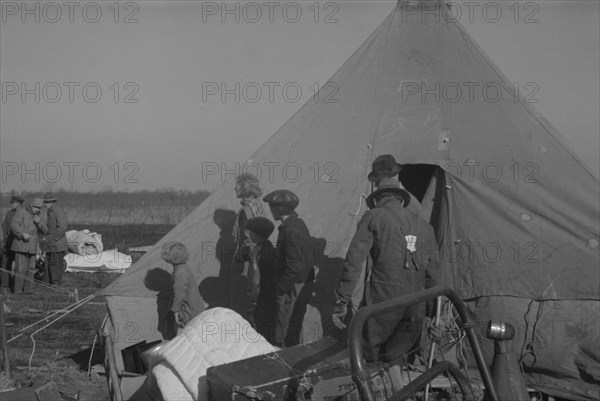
[8,293,97,343]
[27,293,97,368]
[349,193,368,216]
[520,299,544,369]
[0,267,72,295]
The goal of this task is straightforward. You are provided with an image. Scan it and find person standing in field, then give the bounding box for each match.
[43,193,68,285]
[10,198,47,294]
[161,241,205,331]
[231,173,265,321]
[243,216,276,343]
[264,189,314,348]
[1,195,24,295]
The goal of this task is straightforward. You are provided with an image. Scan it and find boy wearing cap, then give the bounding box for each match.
[243,216,276,343]
[1,195,24,294]
[263,189,314,347]
[43,193,68,285]
[10,198,48,294]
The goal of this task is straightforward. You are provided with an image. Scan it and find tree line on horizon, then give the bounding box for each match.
[0,189,211,209]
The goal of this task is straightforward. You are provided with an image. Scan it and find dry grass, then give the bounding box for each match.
[1,189,209,225]
[3,223,174,400]
[11,360,108,401]
[3,272,114,401]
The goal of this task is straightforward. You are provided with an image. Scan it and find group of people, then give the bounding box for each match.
[0,193,69,295]
[163,154,440,361]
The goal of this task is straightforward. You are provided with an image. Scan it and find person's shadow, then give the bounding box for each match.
[144,267,176,340]
[199,209,248,312]
[309,237,346,341]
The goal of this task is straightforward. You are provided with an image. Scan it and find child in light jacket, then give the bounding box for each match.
[161,241,205,330]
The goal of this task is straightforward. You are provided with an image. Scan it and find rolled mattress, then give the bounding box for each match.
[65,229,104,255]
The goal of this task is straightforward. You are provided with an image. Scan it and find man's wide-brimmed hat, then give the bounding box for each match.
[367,154,402,182]
[9,195,24,204]
[366,177,411,209]
[43,192,57,203]
[31,198,44,208]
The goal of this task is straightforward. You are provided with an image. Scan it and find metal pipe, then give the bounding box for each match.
[348,286,498,401]
[393,361,472,401]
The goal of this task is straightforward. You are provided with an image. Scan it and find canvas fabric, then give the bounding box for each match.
[101,1,599,398]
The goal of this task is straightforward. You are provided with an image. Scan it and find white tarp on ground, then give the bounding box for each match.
[64,249,131,273]
[145,308,277,401]
[65,229,103,255]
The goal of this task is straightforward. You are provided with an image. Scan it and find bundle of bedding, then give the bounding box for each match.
[145,307,277,401]
[65,229,103,255]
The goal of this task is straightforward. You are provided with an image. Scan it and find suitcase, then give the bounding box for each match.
[207,338,352,401]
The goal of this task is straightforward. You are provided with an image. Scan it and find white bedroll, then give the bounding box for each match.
[66,229,104,255]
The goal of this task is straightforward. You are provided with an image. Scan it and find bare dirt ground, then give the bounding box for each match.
[2,223,174,400]
[4,272,117,400]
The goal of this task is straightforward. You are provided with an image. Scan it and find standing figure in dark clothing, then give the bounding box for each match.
[231,174,265,321]
[243,216,276,343]
[10,198,47,294]
[332,175,439,362]
[1,195,24,294]
[264,189,314,348]
[42,193,68,285]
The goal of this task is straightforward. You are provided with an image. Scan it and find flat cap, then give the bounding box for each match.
[9,195,24,204]
[263,189,299,210]
[32,198,44,208]
[43,192,57,202]
[244,217,275,239]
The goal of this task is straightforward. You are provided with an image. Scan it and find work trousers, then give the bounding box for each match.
[13,252,36,294]
[0,250,15,289]
[274,281,314,348]
[45,251,65,285]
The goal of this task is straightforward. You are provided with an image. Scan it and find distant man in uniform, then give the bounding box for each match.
[264,189,314,348]
[43,193,68,285]
[333,168,439,362]
[1,195,24,294]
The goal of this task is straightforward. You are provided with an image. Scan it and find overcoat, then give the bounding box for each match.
[45,205,69,252]
[336,195,439,350]
[10,205,47,254]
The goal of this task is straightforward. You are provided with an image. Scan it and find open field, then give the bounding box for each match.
[1,189,209,225]
[4,273,117,400]
[2,224,174,400]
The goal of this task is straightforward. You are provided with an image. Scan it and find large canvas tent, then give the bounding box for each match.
[101,0,600,399]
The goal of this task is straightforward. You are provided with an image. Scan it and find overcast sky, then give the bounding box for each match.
[1,1,598,192]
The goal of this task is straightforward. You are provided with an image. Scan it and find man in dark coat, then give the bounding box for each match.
[43,193,68,285]
[1,195,24,294]
[333,177,439,362]
[264,189,314,348]
[10,198,47,294]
